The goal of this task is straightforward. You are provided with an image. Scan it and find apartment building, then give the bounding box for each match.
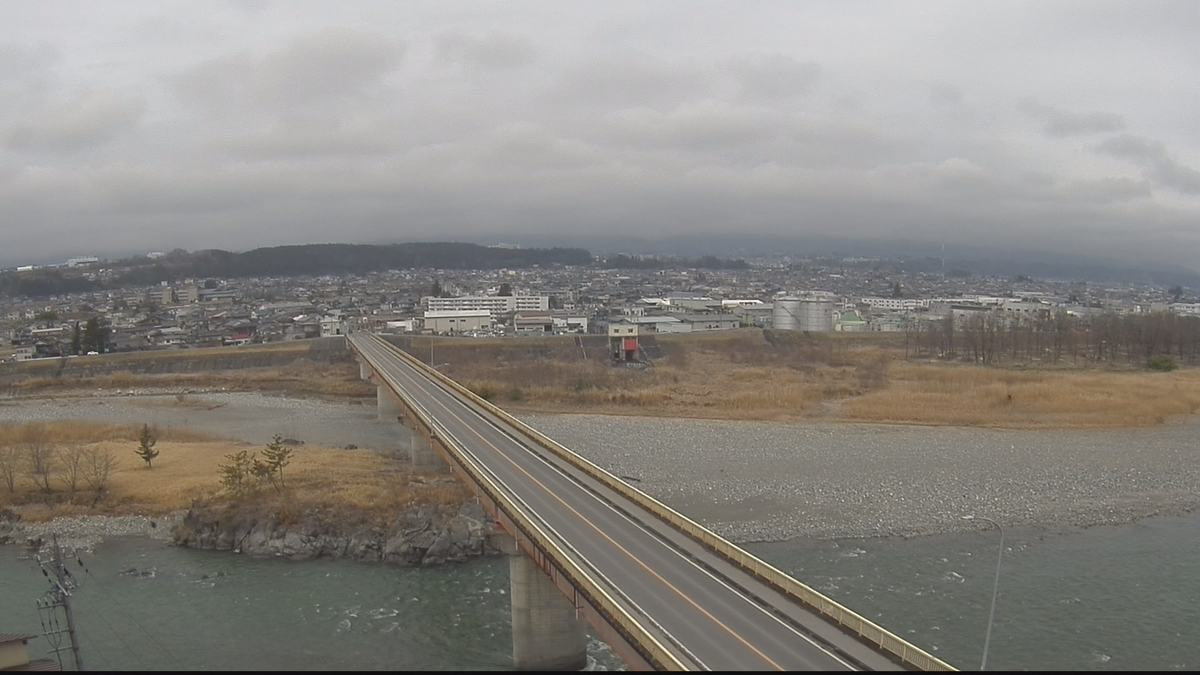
[423,295,549,317]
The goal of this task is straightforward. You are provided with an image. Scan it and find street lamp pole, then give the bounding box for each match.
[962,515,1004,671]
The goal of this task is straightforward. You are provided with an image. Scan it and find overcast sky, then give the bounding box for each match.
[2,0,1197,269]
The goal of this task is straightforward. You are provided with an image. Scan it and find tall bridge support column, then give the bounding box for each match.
[408,426,446,471]
[377,385,400,420]
[498,533,588,671]
[359,360,371,380]
[392,404,447,472]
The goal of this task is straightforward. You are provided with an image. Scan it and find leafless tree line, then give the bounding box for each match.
[903,310,1200,366]
[0,423,116,503]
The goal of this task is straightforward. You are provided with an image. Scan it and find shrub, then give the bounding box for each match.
[1147,355,1177,372]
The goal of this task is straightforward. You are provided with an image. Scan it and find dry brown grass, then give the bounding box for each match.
[449,332,896,421]
[0,420,217,445]
[0,422,466,523]
[435,330,1200,427]
[10,361,373,398]
[5,330,1197,429]
[839,361,1200,427]
[3,341,311,374]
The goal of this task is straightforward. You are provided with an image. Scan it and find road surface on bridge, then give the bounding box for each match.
[352,334,908,671]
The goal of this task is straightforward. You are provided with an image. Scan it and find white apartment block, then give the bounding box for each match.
[859,297,931,311]
[423,295,549,317]
[958,295,1007,306]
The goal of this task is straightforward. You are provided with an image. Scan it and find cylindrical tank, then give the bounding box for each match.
[772,297,802,331]
[773,296,835,331]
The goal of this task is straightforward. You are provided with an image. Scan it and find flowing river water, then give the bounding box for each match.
[1,391,1197,671]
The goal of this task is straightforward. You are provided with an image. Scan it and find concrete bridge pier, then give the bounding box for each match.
[359,360,371,380]
[496,533,588,671]
[377,385,400,420]
[389,404,447,472]
[407,425,446,471]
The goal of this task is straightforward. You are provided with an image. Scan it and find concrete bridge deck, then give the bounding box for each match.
[350,332,955,671]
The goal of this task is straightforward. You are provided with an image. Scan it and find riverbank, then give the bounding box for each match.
[3,390,1198,551]
[5,331,1199,428]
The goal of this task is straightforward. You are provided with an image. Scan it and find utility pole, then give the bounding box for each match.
[40,534,85,671]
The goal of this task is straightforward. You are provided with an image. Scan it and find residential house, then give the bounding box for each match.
[319,315,345,337]
[513,311,553,335]
[0,633,60,671]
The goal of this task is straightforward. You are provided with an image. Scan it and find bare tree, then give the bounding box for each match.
[60,444,87,501]
[0,443,20,494]
[21,423,56,494]
[82,446,116,501]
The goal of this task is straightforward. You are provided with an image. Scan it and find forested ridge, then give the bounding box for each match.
[1,242,750,298]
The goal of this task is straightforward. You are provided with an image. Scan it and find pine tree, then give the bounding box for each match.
[218,450,254,495]
[135,424,159,468]
[260,434,294,489]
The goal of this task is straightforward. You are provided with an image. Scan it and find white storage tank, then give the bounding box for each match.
[772,297,802,331]
[773,295,835,332]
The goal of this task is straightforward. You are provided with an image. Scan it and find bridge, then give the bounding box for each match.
[348,333,956,671]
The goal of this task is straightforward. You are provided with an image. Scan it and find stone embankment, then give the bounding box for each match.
[2,499,498,566]
[170,500,497,566]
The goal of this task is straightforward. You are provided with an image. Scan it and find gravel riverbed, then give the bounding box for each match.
[3,390,1198,547]
[519,412,1200,542]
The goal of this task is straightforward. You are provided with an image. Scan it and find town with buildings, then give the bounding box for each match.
[2,250,1198,363]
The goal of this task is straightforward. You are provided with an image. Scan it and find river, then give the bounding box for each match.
[0,392,1196,671]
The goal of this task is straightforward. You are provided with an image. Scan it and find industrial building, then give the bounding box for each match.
[423,310,492,334]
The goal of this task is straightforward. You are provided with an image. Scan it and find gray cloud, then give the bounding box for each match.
[551,51,711,110]
[1096,133,1200,194]
[928,83,964,106]
[170,28,405,117]
[435,30,537,70]
[724,53,821,100]
[6,91,144,153]
[0,41,59,84]
[1019,97,1126,136]
[0,1,1196,270]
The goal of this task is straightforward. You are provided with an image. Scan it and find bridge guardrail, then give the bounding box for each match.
[371,334,956,672]
[353,336,689,671]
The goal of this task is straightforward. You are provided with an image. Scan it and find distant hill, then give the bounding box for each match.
[110,242,595,285]
[505,232,1200,288]
[0,242,757,299]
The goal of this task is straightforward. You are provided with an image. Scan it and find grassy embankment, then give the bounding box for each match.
[0,420,467,523]
[432,330,1200,428]
[4,331,1198,427]
[1,340,372,398]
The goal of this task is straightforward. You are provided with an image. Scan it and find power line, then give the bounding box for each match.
[74,581,152,671]
[79,560,187,671]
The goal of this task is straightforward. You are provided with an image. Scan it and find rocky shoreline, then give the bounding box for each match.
[2,500,498,566]
[171,499,495,565]
[1,512,183,554]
